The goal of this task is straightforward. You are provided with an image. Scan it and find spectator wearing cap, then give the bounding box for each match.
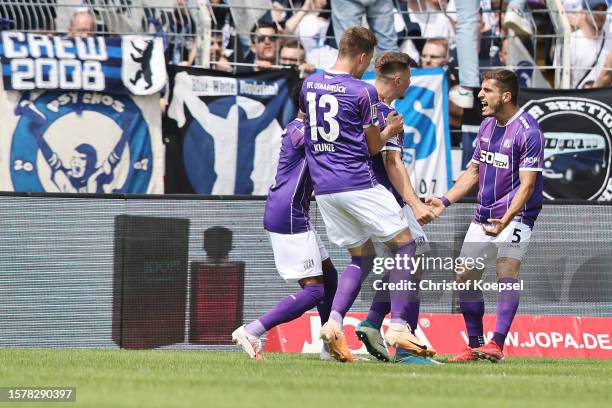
[568,0,611,88]
[564,0,585,29]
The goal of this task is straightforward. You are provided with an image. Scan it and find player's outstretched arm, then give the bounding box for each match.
[364,111,404,155]
[483,170,537,237]
[384,150,436,224]
[426,162,479,217]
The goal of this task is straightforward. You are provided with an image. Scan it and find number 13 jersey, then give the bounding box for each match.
[300,70,380,195]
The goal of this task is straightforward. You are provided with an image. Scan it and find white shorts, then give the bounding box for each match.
[267,229,329,282]
[459,221,532,266]
[373,204,430,256]
[316,184,410,248]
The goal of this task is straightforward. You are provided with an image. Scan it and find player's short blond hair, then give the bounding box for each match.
[338,26,377,58]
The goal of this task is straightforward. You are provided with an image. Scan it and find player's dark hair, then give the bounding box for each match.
[338,26,377,58]
[250,21,278,43]
[481,69,519,105]
[375,52,413,78]
[291,79,304,108]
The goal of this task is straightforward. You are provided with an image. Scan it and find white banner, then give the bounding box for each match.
[0,88,165,193]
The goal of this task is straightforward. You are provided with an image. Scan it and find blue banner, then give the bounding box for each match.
[1,32,166,95]
[165,66,298,194]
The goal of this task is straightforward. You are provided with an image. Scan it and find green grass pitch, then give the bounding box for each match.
[1,349,611,408]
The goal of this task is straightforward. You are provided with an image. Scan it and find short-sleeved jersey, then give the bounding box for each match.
[471,109,544,228]
[371,102,405,206]
[263,119,312,234]
[300,70,380,195]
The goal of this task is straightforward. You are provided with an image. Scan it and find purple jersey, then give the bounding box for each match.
[299,70,380,195]
[371,102,405,206]
[263,119,312,234]
[471,109,544,228]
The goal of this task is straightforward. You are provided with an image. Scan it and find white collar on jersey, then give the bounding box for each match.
[496,108,524,127]
[324,69,350,75]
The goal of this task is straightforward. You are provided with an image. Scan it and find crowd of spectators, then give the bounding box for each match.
[197,0,611,91]
[1,0,609,89]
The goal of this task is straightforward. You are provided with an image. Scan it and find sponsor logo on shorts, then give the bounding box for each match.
[303,258,314,271]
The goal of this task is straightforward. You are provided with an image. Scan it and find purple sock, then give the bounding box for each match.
[245,283,324,336]
[329,257,367,324]
[459,286,485,348]
[406,283,420,334]
[493,277,520,350]
[366,273,390,328]
[389,240,417,325]
[316,264,338,325]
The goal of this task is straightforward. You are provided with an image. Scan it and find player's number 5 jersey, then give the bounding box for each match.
[300,70,380,195]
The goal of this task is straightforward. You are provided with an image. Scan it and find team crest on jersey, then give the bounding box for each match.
[11,92,153,193]
[503,139,513,148]
[522,96,612,200]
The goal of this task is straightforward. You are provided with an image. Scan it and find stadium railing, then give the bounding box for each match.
[1,0,610,86]
[0,0,213,66]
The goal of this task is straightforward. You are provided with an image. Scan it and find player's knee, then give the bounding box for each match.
[496,257,521,279]
[455,267,481,283]
[386,228,413,249]
[304,282,325,303]
[299,276,323,287]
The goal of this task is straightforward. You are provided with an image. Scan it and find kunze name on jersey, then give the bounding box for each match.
[314,142,335,152]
